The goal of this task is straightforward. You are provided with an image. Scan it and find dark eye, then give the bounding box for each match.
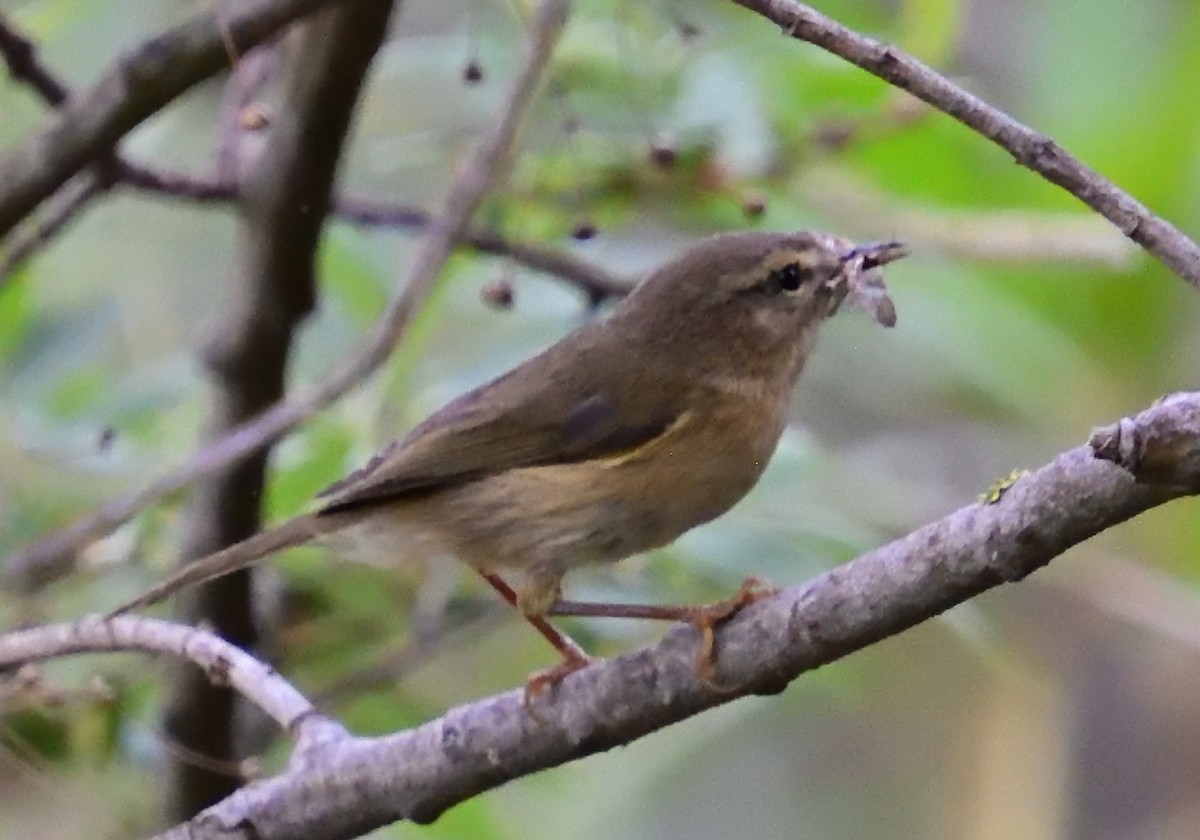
[769,262,804,292]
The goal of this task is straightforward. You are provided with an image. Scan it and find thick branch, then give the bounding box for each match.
[140,392,1198,840]
[2,0,570,591]
[1090,391,1200,488]
[730,0,1200,290]
[0,0,349,237]
[161,0,396,819]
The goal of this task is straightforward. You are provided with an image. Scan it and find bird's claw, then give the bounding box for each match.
[688,576,778,686]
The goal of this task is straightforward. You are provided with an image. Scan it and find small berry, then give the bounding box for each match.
[482,278,515,309]
[571,220,598,241]
[741,192,767,219]
[648,133,677,169]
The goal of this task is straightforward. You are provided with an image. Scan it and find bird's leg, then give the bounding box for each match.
[545,576,777,684]
[478,571,593,701]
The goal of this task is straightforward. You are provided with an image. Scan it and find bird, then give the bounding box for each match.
[109,230,906,689]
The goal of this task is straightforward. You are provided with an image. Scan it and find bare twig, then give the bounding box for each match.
[0,171,110,276]
[159,0,397,819]
[0,13,122,279]
[0,11,67,104]
[0,16,627,302]
[333,196,632,301]
[117,169,631,300]
[0,158,628,299]
[0,615,340,741]
[2,0,572,591]
[142,392,1199,840]
[730,0,1200,290]
[0,0,349,237]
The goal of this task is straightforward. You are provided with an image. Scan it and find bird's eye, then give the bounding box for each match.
[769,262,805,292]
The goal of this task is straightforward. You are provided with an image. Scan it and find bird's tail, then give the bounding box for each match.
[107,513,322,617]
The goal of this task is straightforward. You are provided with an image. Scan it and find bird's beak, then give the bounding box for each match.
[840,240,909,270]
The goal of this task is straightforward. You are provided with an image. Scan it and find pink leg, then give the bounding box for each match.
[546,577,777,682]
[478,571,592,701]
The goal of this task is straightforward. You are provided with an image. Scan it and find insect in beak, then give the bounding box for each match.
[831,240,907,327]
[841,240,909,271]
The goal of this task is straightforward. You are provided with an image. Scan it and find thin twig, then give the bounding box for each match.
[144,392,1200,839]
[0,615,337,739]
[117,161,240,202]
[0,13,125,279]
[0,171,109,277]
[2,0,572,591]
[0,10,623,300]
[0,11,67,104]
[334,195,631,301]
[117,171,632,300]
[730,0,1200,290]
[0,0,350,238]
[0,158,628,299]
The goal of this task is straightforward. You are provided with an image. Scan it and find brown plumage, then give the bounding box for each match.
[111,231,904,624]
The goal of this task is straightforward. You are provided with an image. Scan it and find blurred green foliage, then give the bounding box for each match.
[2,0,1200,838]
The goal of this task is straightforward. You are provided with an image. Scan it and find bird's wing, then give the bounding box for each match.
[317,339,682,514]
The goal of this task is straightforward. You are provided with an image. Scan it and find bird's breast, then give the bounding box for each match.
[603,385,788,534]
[330,384,792,576]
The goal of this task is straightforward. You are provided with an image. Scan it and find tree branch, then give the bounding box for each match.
[730,0,1200,291]
[0,158,628,301]
[0,0,349,238]
[0,169,110,275]
[109,169,631,301]
[1,0,571,592]
[159,0,396,819]
[1090,391,1200,487]
[0,616,341,741]
[0,10,67,104]
[129,392,1200,840]
[0,14,628,303]
[331,196,632,302]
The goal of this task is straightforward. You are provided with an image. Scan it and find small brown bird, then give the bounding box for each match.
[110,230,905,685]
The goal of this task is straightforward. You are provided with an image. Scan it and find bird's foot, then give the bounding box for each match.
[683,576,777,685]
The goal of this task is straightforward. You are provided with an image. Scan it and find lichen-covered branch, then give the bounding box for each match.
[136,392,1198,840]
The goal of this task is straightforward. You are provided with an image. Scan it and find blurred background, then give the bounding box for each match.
[2,0,1200,837]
